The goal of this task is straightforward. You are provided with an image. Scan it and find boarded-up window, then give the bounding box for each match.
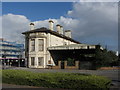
[31,39,35,51]
[38,39,44,51]
[38,57,43,66]
[31,57,35,66]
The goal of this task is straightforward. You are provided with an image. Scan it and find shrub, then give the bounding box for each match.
[2,70,111,89]
[67,58,75,66]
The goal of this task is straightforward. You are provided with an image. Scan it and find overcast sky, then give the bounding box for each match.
[1,2,118,51]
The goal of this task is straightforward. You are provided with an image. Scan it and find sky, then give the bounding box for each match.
[1,2,118,51]
[2,2,73,21]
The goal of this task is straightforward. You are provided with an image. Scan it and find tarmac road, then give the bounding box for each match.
[2,83,67,90]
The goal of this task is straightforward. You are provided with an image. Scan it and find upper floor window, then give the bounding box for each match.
[38,39,44,51]
[31,39,35,51]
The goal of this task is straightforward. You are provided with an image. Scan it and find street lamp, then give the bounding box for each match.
[2,54,6,69]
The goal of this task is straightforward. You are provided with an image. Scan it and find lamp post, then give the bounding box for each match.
[17,53,21,67]
[2,54,6,69]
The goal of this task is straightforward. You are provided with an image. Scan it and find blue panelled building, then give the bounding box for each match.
[0,38,25,67]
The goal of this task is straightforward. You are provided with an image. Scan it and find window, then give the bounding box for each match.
[64,42,67,45]
[31,39,35,51]
[38,57,43,66]
[38,39,44,51]
[31,57,35,66]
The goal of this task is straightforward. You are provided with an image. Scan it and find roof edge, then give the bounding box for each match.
[22,27,80,44]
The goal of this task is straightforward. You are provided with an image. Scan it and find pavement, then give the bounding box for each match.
[1,66,120,89]
[2,83,67,90]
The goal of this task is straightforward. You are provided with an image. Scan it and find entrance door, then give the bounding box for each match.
[38,57,43,66]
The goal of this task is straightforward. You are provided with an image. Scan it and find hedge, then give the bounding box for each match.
[2,70,111,89]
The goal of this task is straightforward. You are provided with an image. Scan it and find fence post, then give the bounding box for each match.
[58,61,61,69]
[64,61,67,69]
[75,61,79,69]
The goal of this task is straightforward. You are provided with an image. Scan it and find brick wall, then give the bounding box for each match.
[51,61,61,69]
[48,61,80,70]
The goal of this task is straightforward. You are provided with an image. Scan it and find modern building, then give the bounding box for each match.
[0,38,25,67]
[22,20,103,69]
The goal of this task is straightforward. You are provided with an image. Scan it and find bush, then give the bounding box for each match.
[67,58,75,66]
[94,49,118,69]
[2,70,111,89]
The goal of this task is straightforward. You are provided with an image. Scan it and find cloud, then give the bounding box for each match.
[0,16,2,38]
[80,0,119,2]
[33,16,80,34]
[2,13,30,43]
[67,2,118,50]
[2,2,118,51]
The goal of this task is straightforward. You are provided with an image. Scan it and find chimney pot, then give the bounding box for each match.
[56,24,61,34]
[64,30,72,38]
[60,26,63,35]
[30,23,34,25]
[49,20,54,23]
[49,20,54,30]
[30,23,34,30]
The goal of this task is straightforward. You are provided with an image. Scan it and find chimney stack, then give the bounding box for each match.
[56,24,61,34]
[64,30,72,38]
[30,23,35,30]
[60,26,63,35]
[49,20,54,31]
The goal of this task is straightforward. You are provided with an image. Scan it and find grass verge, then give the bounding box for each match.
[2,70,111,89]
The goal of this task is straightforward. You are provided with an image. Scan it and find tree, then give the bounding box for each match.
[94,49,118,69]
[67,58,75,66]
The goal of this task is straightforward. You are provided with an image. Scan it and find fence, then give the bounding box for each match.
[48,61,79,70]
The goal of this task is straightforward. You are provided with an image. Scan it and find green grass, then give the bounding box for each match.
[2,70,111,89]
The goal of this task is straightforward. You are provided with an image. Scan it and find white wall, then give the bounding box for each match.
[28,32,78,68]
[50,34,77,46]
[50,34,64,46]
[28,36,47,68]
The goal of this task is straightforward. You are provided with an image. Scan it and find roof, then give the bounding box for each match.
[48,44,104,50]
[22,27,80,44]
[49,20,54,23]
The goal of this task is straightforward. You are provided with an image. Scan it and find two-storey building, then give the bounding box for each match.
[22,20,80,68]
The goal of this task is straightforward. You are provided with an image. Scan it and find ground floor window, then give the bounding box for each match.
[31,57,35,66]
[38,57,43,66]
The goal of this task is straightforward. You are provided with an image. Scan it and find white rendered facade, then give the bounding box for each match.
[27,32,77,68]
[23,22,79,68]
